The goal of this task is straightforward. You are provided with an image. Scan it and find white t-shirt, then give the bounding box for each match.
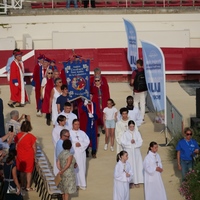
[103,107,118,120]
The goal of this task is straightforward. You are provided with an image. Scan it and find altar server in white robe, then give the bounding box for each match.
[120,120,143,187]
[70,119,90,190]
[52,115,66,175]
[115,107,130,154]
[113,150,133,200]
[143,141,167,200]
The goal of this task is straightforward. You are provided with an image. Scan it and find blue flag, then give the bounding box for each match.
[141,40,166,125]
[63,60,90,101]
[123,18,138,71]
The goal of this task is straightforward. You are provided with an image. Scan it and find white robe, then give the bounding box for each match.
[70,129,90,187]
[121,128,144,184]
[117,108,143,127]
[58,111,77,130]
[52,125,65,175]
[113,160,133,200]
[115,118,129,154]
[143,151,167,200]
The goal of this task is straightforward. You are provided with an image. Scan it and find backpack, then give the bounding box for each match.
[133,70,147,91]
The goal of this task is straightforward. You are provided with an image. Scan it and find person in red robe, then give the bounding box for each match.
[41,69,55,126]
[90,68,110,133]
[8,50,29,108]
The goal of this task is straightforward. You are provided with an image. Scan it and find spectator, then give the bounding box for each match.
[115,107,130,154]
[82,94,98,158]
[5,48,18,81]
[70,119,90,190]
[130,59,147,121]
[66,0,77,8]
[41,68,54,126]
[56,85,69,114]
[8,49,29,108]
[0,132,15,150]
[49,78,62,125]
[5,110,27,135]
[176,127,199,181]
[3,149,22,200]
[57,139,77,200]
[52,115,67,175]
[90,73,110,134]
[83,0,95,8]
[58,102,77,130]
[103,98,118,152]
[0,96,5,137]
[15,120,36,191]
[113,150,133,200]
[120,120,143,188]
[143,141,167,200]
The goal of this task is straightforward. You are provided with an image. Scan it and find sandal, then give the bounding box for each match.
[26,187,35,191]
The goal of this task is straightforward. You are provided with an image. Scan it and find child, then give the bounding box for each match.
[143,141,167,200]
[113,150,133,200]
[103,98,118,151]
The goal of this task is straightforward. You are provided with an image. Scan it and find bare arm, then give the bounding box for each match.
[177,151,181,170]
[130,78,134,86]
[57,159,61,171]
[12,166,21,195]
[57,104,61,114]
[60,155,73,174]
[32,142,36,155]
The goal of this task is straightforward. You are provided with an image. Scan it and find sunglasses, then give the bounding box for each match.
[95,80,100,82]
[186,133,192,136]
[48,72,53,74]
[64,135,70,138]
[58,81,62,83]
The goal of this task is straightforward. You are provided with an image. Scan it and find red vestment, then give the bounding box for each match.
[90,80,110,126]
[41,78,54,113]
[9,60,28,104]
[15,132,37,173]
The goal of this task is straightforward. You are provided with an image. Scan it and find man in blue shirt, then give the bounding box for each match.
[176,127,199,180]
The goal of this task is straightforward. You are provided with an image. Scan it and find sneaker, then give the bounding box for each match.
[110,146,114,152]
[79,186,86,190]
[36,110,42,117]
[104,144,108,151]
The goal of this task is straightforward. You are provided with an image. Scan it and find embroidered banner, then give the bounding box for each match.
[141,40,166,125]
[123,18,138,71]
[63,60,90,101]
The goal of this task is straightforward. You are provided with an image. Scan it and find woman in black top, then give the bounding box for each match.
[3,149,22,200]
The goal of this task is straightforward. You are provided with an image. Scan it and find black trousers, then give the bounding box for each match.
[0,99,5,137]
[83,0,95,8]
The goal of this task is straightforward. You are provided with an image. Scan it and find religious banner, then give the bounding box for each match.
[141,40,166,125]
[123,18,138,71]
[63,59,90,101]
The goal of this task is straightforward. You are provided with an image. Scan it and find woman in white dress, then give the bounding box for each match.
[113,150,133,200]
[120,120,143,188]
[49,78,62,125]
[143,141,167,200]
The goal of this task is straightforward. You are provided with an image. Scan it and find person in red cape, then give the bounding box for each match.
[41,68,54,126]
[15,120,36,191]
[8,49,29,108]
[90,70,110,134]
[32,54,44,116]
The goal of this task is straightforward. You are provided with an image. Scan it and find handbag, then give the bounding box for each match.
[54,173,61,186]
[6,164,17,194]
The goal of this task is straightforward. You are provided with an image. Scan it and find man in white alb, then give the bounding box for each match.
[70,119,90,190]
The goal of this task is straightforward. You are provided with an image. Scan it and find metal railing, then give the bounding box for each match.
[0,0,22,14]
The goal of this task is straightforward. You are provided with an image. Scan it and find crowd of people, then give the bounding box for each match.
[1,50,199,200]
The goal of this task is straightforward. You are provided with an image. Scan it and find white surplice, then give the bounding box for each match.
[117,108,143,127]
[120,127,144,184]
[115,118,129,154]
[143,151,167,200]
[52,125,65,175]
[113,160,133,200]
[70,129,90,187]
[58,111,77,130]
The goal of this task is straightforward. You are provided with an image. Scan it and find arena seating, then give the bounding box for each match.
[31,0,200,8]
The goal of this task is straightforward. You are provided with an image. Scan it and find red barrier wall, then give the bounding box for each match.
[0,47,200,84]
